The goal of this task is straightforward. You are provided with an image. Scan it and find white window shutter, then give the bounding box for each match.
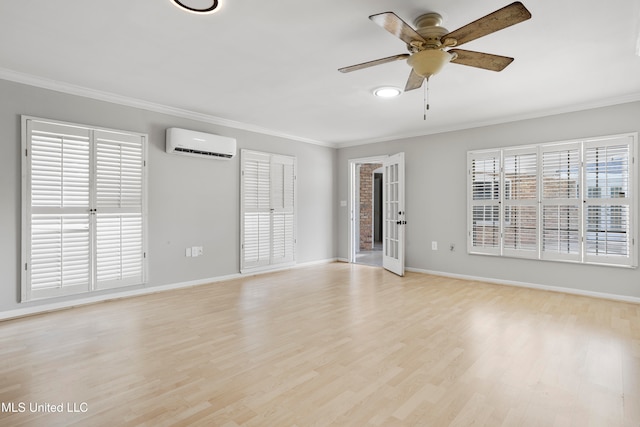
[23,118,147,301]
[583,136,633,265]
[467,134,636,267]
[503,147,538,258]
[271,155,295,264]
[25,120,92,300]
[468,151,501,255]
[540,143,581,262]
[241,150,296,273]
[241,151,272,270]
[94,130,145,289]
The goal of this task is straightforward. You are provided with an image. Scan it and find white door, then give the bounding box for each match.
[382,152,405,276]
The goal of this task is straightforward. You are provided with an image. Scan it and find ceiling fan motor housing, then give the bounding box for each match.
[414,13,450,49]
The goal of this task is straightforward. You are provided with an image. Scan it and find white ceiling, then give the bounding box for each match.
[1,0,640,147]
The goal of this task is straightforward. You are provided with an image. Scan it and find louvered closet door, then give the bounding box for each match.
[25,120,92,300]
[94,130,145,289]
[241,150,296,273]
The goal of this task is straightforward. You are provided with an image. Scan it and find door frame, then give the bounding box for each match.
[348,155,389,264]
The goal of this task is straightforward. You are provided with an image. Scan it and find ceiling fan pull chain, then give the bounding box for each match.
[423,77,430,120]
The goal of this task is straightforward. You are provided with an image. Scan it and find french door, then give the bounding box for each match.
[382,153,405,276]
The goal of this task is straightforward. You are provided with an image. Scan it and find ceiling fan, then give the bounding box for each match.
[339,2,532,92]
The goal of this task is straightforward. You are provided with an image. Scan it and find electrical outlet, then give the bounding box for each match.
[431,241,438,250]
[192,246,203,257]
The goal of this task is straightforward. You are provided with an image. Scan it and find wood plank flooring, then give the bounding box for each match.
[1,263,639,426]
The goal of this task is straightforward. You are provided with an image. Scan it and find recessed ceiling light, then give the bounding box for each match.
[172,0,220,14]
[373,87,402,98]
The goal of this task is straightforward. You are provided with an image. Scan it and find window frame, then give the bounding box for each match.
[467,133,637,268]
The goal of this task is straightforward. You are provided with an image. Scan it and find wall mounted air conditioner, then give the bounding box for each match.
[165,127,236,159]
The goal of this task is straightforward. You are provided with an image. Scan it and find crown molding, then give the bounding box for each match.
[335,92,640,148]
[0,67,336,148]
[3,67,639,151]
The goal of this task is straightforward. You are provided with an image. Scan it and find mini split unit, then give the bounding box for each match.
[165,127,237,159]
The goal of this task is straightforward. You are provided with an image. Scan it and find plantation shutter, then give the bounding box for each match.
[270,155,295,264]
[468,151,501,255]
[241,151,272,270]
[240,150,296,273]
[540,143,581,262]
[23,117,147,301]
[583,136,633,265]
[94,130,145,288]
[502,147,538,258]
[467,134,636,267]
[25,121,92,300]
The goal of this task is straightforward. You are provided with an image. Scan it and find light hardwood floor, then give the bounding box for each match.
[1,263,639,426]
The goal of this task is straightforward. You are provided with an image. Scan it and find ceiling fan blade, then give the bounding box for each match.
[338,54,410,73]
[441,2,531,47]
[449,49,514,71]
[369,12,426,47]
[404,69,424,91]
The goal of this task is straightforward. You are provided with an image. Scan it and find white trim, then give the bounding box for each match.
[348,156,389,264]
[0,68,333,148]
[0,258,338,322]
[405,267,640,304]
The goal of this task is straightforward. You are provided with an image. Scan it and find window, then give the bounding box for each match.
[503,148,538,258]
[240,150,296,273]
[540,143,581,262]
[22,117,147,301]
[469,151,501,255]
[467,133,637,267]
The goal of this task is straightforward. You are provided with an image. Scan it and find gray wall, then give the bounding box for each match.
[0,79,337,313]
[337,101,640,299]
[2,76,638,315]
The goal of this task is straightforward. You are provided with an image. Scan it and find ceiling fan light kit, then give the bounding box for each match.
[171,0,219,14]
[407,49,456,80]
[339,2,532,113]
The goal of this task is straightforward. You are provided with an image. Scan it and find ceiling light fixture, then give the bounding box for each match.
[407,49,457,81]
[373,87,402,98]
[172,0,220,14]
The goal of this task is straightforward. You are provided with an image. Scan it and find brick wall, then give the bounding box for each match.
[360,164,381,250]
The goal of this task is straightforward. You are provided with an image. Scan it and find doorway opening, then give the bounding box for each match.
[349,157,386,267]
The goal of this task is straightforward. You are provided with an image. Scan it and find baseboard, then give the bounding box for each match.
[0,258,339,321]
[405,267,640,304]
[296,258,339,267]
